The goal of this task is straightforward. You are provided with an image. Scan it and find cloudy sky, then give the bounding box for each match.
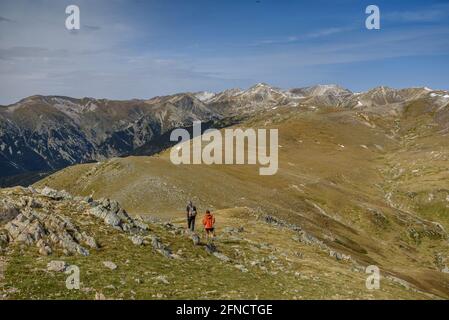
[0,0,449,104]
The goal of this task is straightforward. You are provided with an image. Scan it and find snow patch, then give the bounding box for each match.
[194,91,215,102]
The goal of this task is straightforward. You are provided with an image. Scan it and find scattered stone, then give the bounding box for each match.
[47,260,68,272]
[39,245,52,256]
[234,264,249,273]
[104,212,121,228]
[261,215,301,231]
[104,284,116,290]
[386,275,411,290]
[150,236,173,258]
[223,226,244,233]
[103,261,117,270]
[213,252,231,263]
[130,235,144,246]
[329,250,343,261]
[153,275,170,285]
[205,243,217,254]
[95,292,106,300]
[191,233,201,246]
[133,219,149,231]
[82,232,99,249]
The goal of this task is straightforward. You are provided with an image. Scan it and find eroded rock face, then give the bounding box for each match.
[0,187,150,256]
[4,206,92,256]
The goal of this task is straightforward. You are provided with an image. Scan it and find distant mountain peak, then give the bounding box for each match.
[194,91,216,102]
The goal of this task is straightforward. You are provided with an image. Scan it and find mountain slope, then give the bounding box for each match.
[0,94,219,183]
[35,100,449,298]
[1,84,448,185]
[0,186,437,299]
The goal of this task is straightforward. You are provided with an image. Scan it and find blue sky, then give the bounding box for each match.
[0,0,449,104]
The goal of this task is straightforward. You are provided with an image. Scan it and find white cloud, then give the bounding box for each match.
[251,26,353,46]
[0,0,238,104]
[384,4,449,23]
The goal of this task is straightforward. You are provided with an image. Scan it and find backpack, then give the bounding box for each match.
[188,205,197,217]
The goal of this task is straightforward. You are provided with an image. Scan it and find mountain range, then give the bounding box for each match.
[2,83,448,186]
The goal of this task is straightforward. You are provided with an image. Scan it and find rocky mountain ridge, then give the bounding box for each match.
[1,84,448,183]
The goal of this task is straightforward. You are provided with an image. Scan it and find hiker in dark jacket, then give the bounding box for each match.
[186,200,197,231]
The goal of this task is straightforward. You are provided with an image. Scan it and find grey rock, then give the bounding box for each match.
[234,264,249,273]
[153,275,169,285]
[213,252,231,263]
[0,202,19,224]
[151,236,164,250]
[103,261,117,270]
[104,212,121,227]
[223,226,244,233]
[47,260,68,272]
[205,243,217,254]
[0,231,10,247]
[133,219,149,231]
[191,233,201,246]
[130,235,144,246]
[109,200,120,214]
[40,187,71,200]
[329,250,343,261]
[89,206,109,219]
[82,232,99,249]
[150,236,173,258]
[39,245,52,256]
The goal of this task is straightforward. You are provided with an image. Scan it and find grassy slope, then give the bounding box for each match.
[1,201,429,300]
[34,106,449,298]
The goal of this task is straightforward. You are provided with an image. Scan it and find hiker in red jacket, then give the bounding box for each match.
[202,209,216,241]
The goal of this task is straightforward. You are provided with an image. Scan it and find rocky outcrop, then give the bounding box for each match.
[0,186,150,256]
[88,197,144,233]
